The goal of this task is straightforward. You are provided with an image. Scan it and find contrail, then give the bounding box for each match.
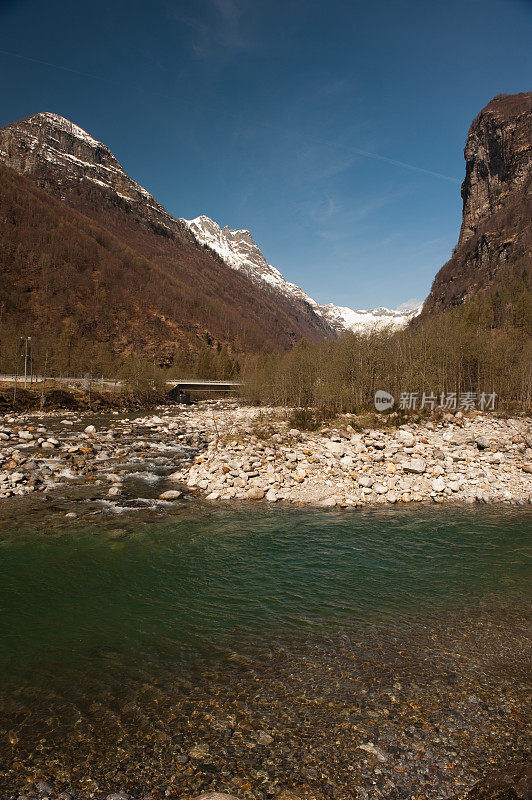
[352,147,461,184]
[0,47,182,105]
[0,47,118,84]
[0,47,462,186]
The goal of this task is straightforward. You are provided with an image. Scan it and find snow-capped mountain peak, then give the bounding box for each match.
[181,214,422,332]
[181,215,320,306]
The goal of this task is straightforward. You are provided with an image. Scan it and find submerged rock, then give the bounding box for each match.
[191,795,241,800]
[452,760,532,800]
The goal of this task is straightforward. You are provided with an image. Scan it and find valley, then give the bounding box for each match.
[0,6,530,795]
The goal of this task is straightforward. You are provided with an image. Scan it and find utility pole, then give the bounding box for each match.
[21,337,31,390]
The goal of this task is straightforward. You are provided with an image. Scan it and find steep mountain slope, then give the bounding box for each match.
[421,92,531,318]
[0,164,340,373]
[182,215,321,307]
[182,215,421,332]
[0,112,334,362]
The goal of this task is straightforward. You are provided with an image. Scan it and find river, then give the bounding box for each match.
[0,504,530,799]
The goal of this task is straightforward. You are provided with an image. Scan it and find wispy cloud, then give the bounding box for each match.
[169,0,255,60]
[298,187,412,239]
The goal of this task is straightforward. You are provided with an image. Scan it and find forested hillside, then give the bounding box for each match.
[0,164,330,377]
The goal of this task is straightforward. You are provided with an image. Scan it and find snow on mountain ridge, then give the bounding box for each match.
[181,215,421,332]
[182,215,322,308]
[2,112,420,335]
[7,112,156,204]
[35,113,102,147]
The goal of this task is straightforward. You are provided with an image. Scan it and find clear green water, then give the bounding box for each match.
[0,505,530,693]
[0,504,530,797]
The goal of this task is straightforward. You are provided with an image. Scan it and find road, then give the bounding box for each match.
[0,376,243,392]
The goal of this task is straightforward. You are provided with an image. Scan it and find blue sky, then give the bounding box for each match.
[1,0,530,309]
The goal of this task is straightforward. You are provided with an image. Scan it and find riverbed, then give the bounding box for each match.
[0,504,530,799]
[1,404,531,508]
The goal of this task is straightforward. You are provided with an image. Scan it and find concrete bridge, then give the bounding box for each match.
[166,379,242,391]
[0,374,243,397]
[166,379,243,401]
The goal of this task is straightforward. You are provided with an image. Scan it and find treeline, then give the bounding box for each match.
[244,282,532,413]
[0,322,240,386]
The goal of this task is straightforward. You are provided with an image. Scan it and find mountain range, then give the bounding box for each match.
[0,92,530,369]
[0,112,419,352]
[181,214,421,332]
[0,112,333,362]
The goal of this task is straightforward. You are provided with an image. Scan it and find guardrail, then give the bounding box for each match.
[0,375,244,392]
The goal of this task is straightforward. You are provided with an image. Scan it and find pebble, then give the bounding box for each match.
[189,742,210,759]
[256,730,274,745]
[36,782,54,796]
[191,795,240,800]
[358,742,388,762]
[403,457,426,474]
[0,403,530,510]
[247,487,265,500]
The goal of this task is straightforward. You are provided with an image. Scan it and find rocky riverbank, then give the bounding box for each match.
[0,403,531,509]
[171,404,532,507]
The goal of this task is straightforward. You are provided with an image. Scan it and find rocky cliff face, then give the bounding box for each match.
[0,112,184,236]
[459,93,531,245]
[421,92,531,316]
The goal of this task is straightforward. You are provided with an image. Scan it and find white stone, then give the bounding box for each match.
[397,430,415,446]
[326,441,344,456]
[403,458,426,474]
[358,742,388,762]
